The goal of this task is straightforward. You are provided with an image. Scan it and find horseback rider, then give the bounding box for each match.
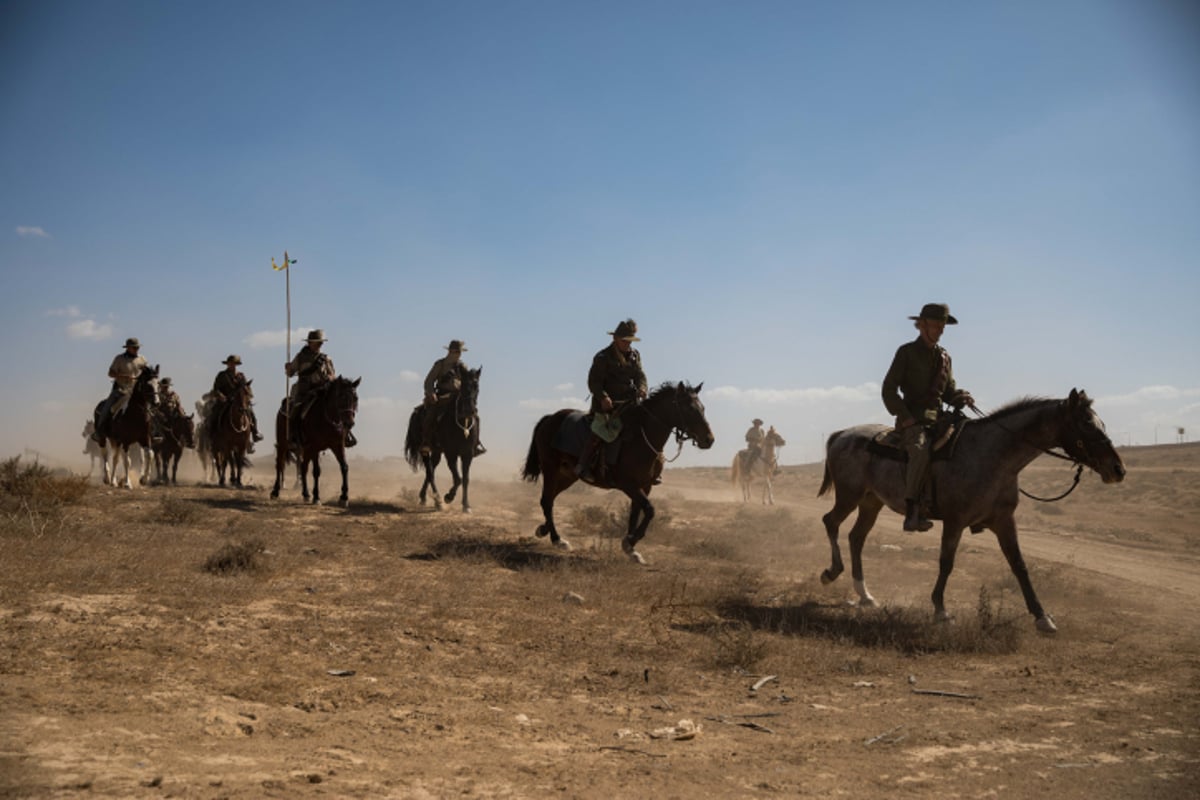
[882,303,974,532]
[205,355,263,450]
[284,329,337,447]
[744,418,765,469]
[158,378,185,418]
[576,319,648,481]
[93,337,148,442]
[420,339,486,457]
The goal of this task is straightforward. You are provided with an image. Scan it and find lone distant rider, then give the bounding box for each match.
[420,339,486,457]
[576,319,648,481]
[744,418,765,468]
[93,337,148,442]
[881,303,974,532]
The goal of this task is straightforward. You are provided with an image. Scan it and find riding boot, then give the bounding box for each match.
[903,499,933,532]
[575,434,602,480]
[251,410,264,441]
[346,430,357,448]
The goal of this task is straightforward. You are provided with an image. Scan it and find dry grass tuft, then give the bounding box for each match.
[0,455,89,537]
[203,539,265,575]
[155,495,201,525]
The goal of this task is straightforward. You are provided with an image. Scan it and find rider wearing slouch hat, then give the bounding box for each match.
[93,337,148,442]
[882,303,974,532]
[576,319,648,481]
[420,339,486,457]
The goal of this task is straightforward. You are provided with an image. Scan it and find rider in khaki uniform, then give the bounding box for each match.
[881,303,974,532]
[744,418,765,468]
[284,329,336,445]
[420,340,486,457]
[576,319,648,480]
[94,337,148,441]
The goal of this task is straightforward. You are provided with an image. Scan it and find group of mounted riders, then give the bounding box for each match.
[90,302,969,529]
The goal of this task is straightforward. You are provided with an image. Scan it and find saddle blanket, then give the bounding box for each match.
[553,412,620,466]
[866,422,963,463]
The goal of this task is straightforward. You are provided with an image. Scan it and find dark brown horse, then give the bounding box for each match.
[209,378,255,488]
[152,409,195,484]
[403,366,482,512]
[818,389,1126,632]
[270,376,360,506]
[95,365,159,488]
[522,381,714,563]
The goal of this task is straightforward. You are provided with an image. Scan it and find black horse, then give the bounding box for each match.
[270,376,360,506]
[522,381,714,563]
[404,366,482,512]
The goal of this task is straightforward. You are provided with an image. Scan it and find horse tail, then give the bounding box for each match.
[817,430,840,496]
[403,406,423,471]
[521,419,544,483]
[730,452,741,486]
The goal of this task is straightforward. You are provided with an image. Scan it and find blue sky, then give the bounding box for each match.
[3,0,1198,472]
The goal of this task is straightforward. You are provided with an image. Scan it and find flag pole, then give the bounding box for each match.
[285,258,291,448]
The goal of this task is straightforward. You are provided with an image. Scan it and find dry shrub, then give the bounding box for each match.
[0,455,89,536]
[204,539,265,575]
[569,504,624,539]
[155,495,200,525]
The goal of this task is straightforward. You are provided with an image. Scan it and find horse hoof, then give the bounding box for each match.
[462,507,472,515]
[535,525,548,538]
[1035,614,1058,634]
[820,569,837,585]
[626,549,647,565]
[553,538,571,551]
[338,498,349,509]
[934,610,954,624]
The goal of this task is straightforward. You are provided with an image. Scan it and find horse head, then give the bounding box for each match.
[457,367,481,419]
[1058,389,1126,484]
[182,413,196,448]
[647,381,715,449]
[329,376,361,429]
[766,427,786,448]
[135,365,160,409]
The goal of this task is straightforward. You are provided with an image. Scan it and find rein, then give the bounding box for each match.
[967,403,1085,503]
[639,394,691,463]
[454,389,477,440]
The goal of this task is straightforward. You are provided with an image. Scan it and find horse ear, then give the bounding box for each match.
[246,378,253,387]
[188,413,194,419]
[352,377,362,387]
[695,381,703,393]
[1068,388,1080,406]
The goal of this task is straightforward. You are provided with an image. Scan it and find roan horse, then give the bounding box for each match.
[270,376,360,506]
[208,378,255,488]
[731,426,786,504]
[403,366,482,512]
[522,381,715,563]
[95,365,160,488]
[152,408,196,485]
[818,389,1126,632]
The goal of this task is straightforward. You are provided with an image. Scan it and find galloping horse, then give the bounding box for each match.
[403,366,482,512]
[818,389,1125,632]
[95,365,159,488]
[209,378,255,488]
[731,426,786,504]
[81,420,104,476]
[270,376,360,506]
[522,381,715,563]
[152,409,195,484]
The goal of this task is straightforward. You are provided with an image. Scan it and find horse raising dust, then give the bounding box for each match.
[818,389,1125,633]
[152,409,195,485]
[209,378,255,488]
[522,381,714,563]
[731,426,786,504]
[94,365,159,488]
[270,376,360,506]
[403,366,483,512]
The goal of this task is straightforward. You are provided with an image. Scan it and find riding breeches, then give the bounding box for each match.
[901,423,931,499]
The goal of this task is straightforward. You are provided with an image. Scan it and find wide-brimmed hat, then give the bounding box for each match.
[445,340,468,352]
[607,319,641,341]
[306,329,327,343]
[223,354,242,365]
[160,377,172,386]
[909,303,958,324]
[753,418,763,426]
[124,337,141,349]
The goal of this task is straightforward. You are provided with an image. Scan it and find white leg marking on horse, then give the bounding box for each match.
[1035,614,1058,634]
[853,579,877,607]
[553,538,571,551]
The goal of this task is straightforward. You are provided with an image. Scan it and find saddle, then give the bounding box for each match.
[554,412,621,467]
[866,413,967,463]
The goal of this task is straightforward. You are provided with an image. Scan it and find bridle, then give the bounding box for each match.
[639,388,703,464]
[323,379,358,432]
[452,380,478,441]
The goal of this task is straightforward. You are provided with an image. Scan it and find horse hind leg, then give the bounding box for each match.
[535,477,570,551]
[820,488,862,585]
[846,495,884,607]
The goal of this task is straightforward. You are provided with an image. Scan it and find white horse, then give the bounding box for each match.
[731,426,786,504]
[81,420,104,476]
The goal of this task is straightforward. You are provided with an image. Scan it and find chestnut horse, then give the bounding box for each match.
[403,366,482,512]
[270,376,360,506]
[522,381,714,563]
[95,365,159,488]
[209,378,255,488]
[818,389,1125,633]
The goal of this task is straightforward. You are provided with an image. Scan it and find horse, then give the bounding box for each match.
[522,381,715,563]
[403,367,483,512]
[81,420,104,476]
[731,426,786,504]
[152,409,195,484]
[270,376,361,506]
[817,389,1126,633]
[208,378,255,488]
[94,365,160,488]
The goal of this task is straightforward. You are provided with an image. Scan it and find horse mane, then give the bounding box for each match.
[647,381,697,401]
[982,395,1064,422]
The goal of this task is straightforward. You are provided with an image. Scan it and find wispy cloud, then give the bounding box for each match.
[708,382,880,405]
[46,305,81,318]
[399,370,421,382]
[1098,385,1200,406]
[67,319,113,340]
[243,326,312,349]
[518,396,585,411]
[554,382,575,392]
[16,225,49,238]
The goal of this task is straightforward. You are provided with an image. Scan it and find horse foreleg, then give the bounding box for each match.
[990,516,1055,633]
[846,496,884,607]
[310,454,321,504]
[930,524,966,623]
[535,472,571,550]
[621,490,654,565]
[270,446,285,499]
[333,446,349,507]
[120,448,133,489]
[458,455,472,513]
[761,472,773,505]
[423,455,442,510]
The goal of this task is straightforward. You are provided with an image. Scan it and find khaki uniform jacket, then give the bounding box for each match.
[588,344,647,414]
[108,352,148,393]
[745,426,765,448]
[160,389,185,417]
[286,347,335,394]
[424,358,467,397]
[882,337,957,424]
